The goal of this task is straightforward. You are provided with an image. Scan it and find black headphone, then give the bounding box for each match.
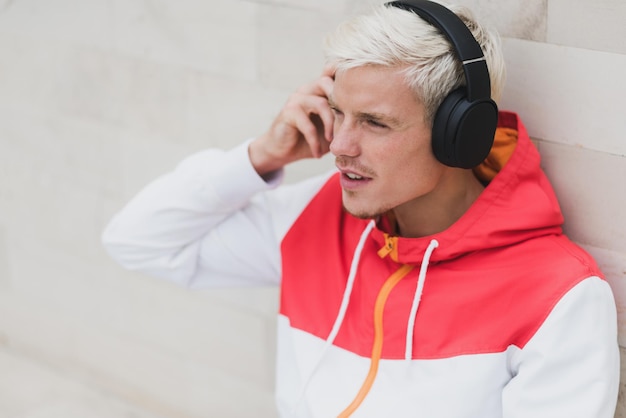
[386,0,498,168]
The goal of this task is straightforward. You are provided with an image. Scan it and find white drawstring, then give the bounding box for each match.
[292,220,376,413]
[405,239,439,360]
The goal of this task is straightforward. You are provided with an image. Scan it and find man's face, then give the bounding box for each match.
[329,65,446,219]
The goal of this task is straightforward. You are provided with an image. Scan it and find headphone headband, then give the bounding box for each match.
[386,0,491,101]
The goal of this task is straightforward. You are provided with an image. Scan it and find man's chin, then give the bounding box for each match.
[341,203,379,220]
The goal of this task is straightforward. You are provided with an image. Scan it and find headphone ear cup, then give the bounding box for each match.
[431,88,498,168]
[432,88,465,167]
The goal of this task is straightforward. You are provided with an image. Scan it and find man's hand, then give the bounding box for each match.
[249,66,335,177]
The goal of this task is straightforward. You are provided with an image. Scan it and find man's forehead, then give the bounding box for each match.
[332,67,421,106]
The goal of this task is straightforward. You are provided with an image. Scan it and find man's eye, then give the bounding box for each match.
[367,119,387,129]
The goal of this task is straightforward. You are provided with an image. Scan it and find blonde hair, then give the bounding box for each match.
[324,1,506,124]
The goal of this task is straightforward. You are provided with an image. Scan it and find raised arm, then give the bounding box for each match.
[102,68,336,288]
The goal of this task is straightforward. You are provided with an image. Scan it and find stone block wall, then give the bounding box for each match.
[0,0,623,416]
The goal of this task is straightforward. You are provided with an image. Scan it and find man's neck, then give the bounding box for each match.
[393,170,485,238]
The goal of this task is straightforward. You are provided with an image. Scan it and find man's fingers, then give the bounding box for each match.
[304,94,334,143]
[318,76,334,102]
[322,64,336,79]
[298,69,335,99]
[288,95,334,158]
[288,93,334,141]
[293,111,323,158]
[276,70,336,160]
[316,98,335,142]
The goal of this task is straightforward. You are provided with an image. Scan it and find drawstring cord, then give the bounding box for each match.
[405,239,439,360]
[292,220,376,414]
[337,263,415,417]
[339,238,439,417]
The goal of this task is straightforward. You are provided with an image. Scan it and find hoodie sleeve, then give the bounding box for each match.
[101,140,332,288]
[502,276,620,418]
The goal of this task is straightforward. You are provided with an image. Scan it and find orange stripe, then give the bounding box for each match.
[337,264,415,417]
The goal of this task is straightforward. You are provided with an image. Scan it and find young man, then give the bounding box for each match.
[102,1,619,417]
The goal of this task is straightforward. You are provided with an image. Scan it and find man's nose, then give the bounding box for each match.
[329,121,360,157]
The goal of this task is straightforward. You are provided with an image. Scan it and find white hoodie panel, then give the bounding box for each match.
[275,277,618,418]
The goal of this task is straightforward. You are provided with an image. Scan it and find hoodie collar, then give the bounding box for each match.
[370,111,564,265]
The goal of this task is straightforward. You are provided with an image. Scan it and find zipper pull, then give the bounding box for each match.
[377,234,395,259]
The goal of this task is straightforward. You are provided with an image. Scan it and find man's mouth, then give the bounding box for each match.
[346,172,364,180]
[339,170,373,191]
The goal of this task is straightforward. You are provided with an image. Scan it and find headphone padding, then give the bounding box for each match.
[432,88,498,168]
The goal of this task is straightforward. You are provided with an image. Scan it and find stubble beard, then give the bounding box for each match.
[341,190,389,220]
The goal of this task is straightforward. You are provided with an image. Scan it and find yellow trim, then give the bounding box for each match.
[377,234,399,262]
[337,264,415,417]
[473,126,519,183]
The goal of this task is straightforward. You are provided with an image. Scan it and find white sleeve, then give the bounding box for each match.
[102,140,332,288]
[502,276,620,418]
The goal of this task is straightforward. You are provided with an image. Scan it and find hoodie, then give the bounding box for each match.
[102,112,619,417]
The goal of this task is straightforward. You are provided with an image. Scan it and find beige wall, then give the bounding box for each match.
[0,0,624,417]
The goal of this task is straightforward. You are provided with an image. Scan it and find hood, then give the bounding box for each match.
[371,111,564,264]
